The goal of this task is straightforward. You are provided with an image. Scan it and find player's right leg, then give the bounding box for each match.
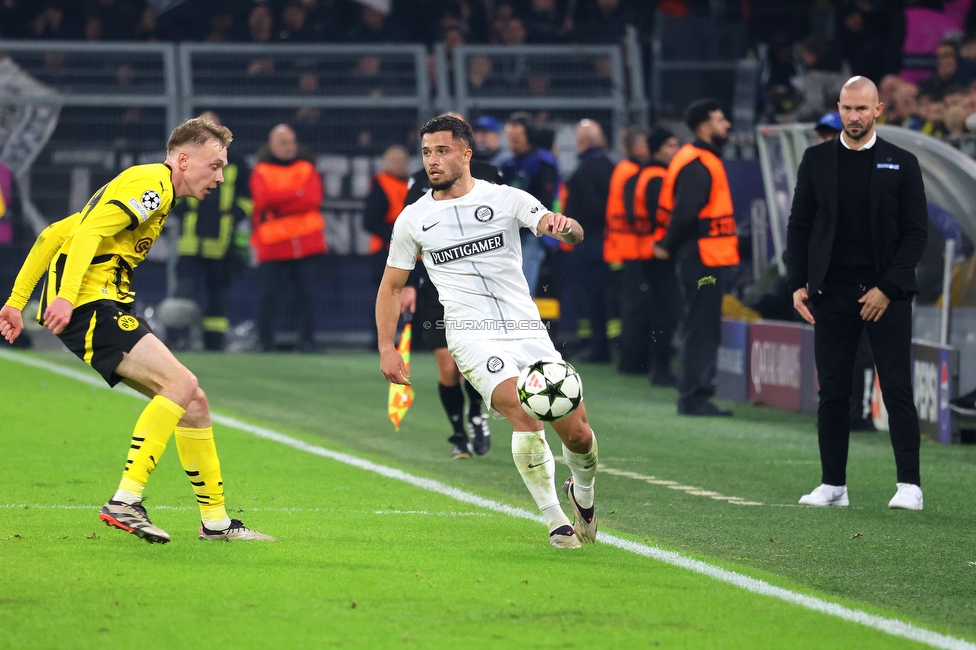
[490,378,579,549]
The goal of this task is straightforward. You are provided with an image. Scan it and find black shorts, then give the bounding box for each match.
[417,275,447,350]
[58,300,153,387]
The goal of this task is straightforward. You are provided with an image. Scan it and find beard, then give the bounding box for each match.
[428,169,460,191]
[843,117,874,141]
[710,133,729,148]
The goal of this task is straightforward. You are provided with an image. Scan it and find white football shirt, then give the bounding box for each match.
[387,179,550,346]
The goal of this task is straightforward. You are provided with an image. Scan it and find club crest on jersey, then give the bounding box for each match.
[141,190,161,212]
[430,233,504,265]
[474,205,493,222]
[486,356,504,373]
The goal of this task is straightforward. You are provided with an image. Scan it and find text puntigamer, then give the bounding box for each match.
[430,233,504,265]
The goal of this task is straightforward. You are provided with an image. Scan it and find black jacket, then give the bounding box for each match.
[563,147,614,236]
[786,136,928,300]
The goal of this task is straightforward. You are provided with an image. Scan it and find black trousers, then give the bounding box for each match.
[812,282,920,486]
[674,242,727,411]
[618,258,679,376]
[175,256,232,351]
[566,237,609,357]
[258,256,319,350]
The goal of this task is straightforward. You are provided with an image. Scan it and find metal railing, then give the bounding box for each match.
[451,43,629,139]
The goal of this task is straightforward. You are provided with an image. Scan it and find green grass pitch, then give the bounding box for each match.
[1,349,974,648]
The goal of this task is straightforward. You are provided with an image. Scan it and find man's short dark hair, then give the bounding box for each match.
[938,39,960,57]
[685,99,723,132]
[419,115,474,150]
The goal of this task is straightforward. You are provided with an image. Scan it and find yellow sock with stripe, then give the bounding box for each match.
[175,426,230,529]
[114,395,185,503]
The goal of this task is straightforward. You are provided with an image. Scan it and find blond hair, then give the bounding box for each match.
[166,116,233,153]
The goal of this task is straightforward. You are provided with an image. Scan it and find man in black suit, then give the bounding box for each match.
[787,76,928,510]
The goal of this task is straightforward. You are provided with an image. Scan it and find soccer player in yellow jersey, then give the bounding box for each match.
[0,117,274,543]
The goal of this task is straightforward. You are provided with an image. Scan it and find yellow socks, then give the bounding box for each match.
[116,395,185,500]
[175,426,229,526]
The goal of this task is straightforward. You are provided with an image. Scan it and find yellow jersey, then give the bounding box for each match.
[4,163,176,324]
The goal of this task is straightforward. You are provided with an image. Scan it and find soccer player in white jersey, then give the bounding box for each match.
[376,116,599,548]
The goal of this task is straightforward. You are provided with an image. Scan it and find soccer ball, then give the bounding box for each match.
[517,359,583,421]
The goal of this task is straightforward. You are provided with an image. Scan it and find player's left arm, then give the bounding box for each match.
[536,212,583,245]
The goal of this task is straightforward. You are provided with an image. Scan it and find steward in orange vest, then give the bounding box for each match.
[617,127,682,380]
[363,145,410,257]
[603,126,651,264]
[249,143,325,264]
[656,99,737,417]
[657,146,739,267]
[248,124,325,352]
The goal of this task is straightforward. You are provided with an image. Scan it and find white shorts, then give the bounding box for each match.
[450,336,562,419]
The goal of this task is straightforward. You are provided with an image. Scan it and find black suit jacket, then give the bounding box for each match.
[786,136,928,300]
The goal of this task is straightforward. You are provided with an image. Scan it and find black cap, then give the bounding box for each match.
[648,127,675,154]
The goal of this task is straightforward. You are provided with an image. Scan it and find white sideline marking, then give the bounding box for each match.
[599,467,766,506]
[1,349,972,650]
[0,504,492,517]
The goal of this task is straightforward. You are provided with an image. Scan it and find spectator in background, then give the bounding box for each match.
[814,112,843,142]
[245,4,275,75]
[794,35,851,121]
[501,113,560,297]
[563,119,614,364]
[883,81,922,127]
[656,99,739,417]
[944,104,968,136]
[345,4,404,43]
[363,145,410,298]
[250,124,326,353]
[576,0,632,45]
[836,2,886,82]
[30,1,79,39]
[489,1,517,44]
[525,0,572,44]
[204,10,235,42]
[877,73,902,124]
[277,1,314,43]
[920,100,948,137]
[919,40,973,100]
[473,115,505,166]
[169,112,251,352]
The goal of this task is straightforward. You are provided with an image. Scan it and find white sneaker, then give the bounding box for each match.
[888,483,923,510]
[798,484,849,507]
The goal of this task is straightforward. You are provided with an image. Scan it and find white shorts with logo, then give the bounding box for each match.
[450,336,562,419]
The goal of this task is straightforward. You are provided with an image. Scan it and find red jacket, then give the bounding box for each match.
[249,157,326,262]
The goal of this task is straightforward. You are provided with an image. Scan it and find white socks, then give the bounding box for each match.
[512,431,571,531]
[562,432,598,509]
[112,489,141,505]
[203,516,232,531]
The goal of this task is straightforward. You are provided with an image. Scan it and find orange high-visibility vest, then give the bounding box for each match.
[657,144,739,267]
[367,172,409,254]
[603,159,642,264]
[252,159,324,246]
[631,164,667,257]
